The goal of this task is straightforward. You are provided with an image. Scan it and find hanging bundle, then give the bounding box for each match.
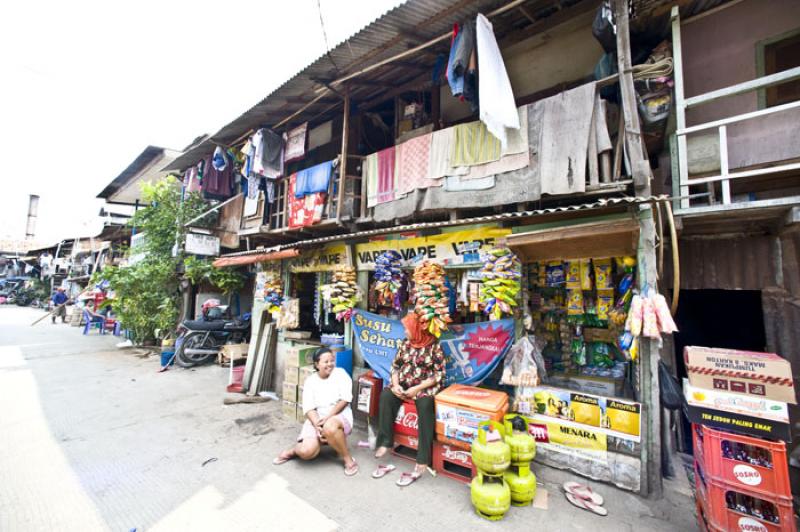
[412,260,451,337]
[320,265,361,322]
[624,290,679,340]
[263,275,283,313]
[479,247,521,320]
[374,250,404,310]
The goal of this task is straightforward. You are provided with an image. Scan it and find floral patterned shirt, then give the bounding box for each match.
[390,340,446,397]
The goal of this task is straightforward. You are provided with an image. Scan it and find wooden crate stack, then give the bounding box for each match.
[281,344,316,423]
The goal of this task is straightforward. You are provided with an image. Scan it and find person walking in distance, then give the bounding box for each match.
[51,287,68,324]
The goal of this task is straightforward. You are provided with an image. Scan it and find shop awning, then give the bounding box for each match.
[504,218,640,261]
[212,248,299,268]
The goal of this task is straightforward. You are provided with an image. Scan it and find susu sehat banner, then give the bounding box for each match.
[352,310,514,385]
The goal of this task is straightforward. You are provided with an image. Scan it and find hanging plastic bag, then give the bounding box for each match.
[659,360,684,410]
[501,336,540,387]
[653,293,678,334]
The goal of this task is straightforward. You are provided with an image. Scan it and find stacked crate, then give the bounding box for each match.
[281,344,316,423]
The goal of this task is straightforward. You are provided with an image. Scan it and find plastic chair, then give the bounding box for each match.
[82,309,106,335]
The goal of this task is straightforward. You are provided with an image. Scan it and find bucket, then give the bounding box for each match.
[160,350,175,367]
[231,365,245,386]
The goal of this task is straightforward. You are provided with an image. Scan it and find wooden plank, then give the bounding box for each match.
[247,322,274,396]
[337,89,350,222]
[505,218,640,261]
[243,307,269,392]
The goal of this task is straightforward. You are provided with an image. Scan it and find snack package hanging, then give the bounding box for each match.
[545,261,565,287]
[596,290,614,321]
[593,258,613,289]
[566,289,584,316]
[565,261,581,289]
[277,298,300,329]
[479,247,521,321]
[320,265,361,321]
[641,295,660,338]
[373,250,404,310]
[263,275,283,313]
[412,261,452,337]
[626,294,643,336]
[652,293,678,333]
[580,259,593,290]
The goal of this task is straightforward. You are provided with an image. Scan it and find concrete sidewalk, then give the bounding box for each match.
[0,306,697,531]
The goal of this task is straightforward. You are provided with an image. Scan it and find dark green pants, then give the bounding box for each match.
[376,388,435,465]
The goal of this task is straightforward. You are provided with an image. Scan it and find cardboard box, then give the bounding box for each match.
[683,378,789,423]
[284,366,299,386]
[299,365,315,386]
[296,404,307,423]
[684,346,796,404]
[285,344,318,369]
[282,382,297,403]
[217,343,249,365]
[281,400,296,419]
[298,385,304,407]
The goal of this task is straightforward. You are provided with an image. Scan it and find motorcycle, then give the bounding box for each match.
[174,305,251,368]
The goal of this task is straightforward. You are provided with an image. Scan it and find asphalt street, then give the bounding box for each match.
[0,306,697,531]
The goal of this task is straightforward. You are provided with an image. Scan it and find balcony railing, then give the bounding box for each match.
[671,7,800,214]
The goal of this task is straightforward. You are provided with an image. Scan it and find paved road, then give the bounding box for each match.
[0,306,697,531]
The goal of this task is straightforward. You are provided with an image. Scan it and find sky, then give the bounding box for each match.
[0,0,404,247]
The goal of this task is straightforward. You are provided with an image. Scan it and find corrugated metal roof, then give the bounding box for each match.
[220,195,667,258]
[161,136,213,172]
[98,146,174,200]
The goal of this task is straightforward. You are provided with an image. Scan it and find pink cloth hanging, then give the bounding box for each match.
[376,146,396,204]
[395,133,439,195]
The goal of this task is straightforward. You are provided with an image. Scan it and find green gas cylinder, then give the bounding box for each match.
[470,471,511,521]
[503,414,536,464]
[471,420,511,474]
[504,463,537,506]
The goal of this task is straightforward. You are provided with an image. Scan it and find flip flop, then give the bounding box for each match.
[563,481,604,506]
[344,460,359,477]
[272,451,295,466]
[565,492,608,516]
[371,464,397,479]
[396,470,422,487]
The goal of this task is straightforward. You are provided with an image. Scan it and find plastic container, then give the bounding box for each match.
[432,440,476,484]
[703,477,796,532]
[693,424,790,499]
[335,348,353,377]
[435,385,509,450]
[231,366,245,386]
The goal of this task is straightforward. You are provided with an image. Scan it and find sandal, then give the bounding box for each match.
[372,464,397,479]
[344,460,359,477]
[563,481,604,506]
[272,450,295,465]
[565,492,608,516]
[396,470,422,487]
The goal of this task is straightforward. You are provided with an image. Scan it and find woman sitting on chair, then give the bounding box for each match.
[372,312,446,487]
[273,347,358,476]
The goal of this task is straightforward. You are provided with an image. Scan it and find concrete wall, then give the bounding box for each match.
[441,10,602,124]
[681,0,800,169]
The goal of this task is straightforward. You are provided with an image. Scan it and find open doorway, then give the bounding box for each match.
[672,289,767,451]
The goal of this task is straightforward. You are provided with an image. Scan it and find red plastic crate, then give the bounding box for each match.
[393,401,418,438]
[692,424,790,500]
[432,440,476,484]
[704,477,796,532]
[392,433,418,464]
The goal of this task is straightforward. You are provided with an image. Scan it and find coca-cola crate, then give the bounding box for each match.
[704,477,796,532]
[393,401,418,438]
[432,440,476,484]
[693,424,790,500]
[392,433,418,463]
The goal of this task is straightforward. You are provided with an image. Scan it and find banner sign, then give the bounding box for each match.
[526,386,641,441]
[185,233,220,256]
[352,310,514,386]
[289,244,347,272]
[354,227,511,270]
[526,415,608,463]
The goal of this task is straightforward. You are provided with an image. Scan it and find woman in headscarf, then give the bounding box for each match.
[372,312,446,486]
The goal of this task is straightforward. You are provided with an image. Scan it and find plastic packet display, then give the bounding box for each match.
[580,259,593,290]
[565,261,581,289]
[596,289,614,321]
[593,258,613,289]
[566,289,584,316]
[545,261,566,287]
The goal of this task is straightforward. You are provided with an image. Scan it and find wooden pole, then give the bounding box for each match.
[337,88,350,222]
[613,0,662,499]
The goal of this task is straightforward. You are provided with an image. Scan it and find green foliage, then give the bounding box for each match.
[184,255,246,295]
[93,178,209,343]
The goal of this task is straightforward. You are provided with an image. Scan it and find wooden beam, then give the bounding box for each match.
[338,89,350,223]
[500,0,598,48]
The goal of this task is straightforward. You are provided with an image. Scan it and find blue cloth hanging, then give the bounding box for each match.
[294,160,334,198]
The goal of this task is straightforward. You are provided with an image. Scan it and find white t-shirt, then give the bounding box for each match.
[302,367,353,427]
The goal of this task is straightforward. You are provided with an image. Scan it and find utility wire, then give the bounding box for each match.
[316,0,340,73]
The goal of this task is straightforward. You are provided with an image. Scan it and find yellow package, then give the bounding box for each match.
[567,289,584,315]
[580,259,593,290]
[604,400,641,437]
[569,395,601,426]
[565,261,581,289]
[594,258,613,289]
[597,289,614,321]
[538,261,547,286]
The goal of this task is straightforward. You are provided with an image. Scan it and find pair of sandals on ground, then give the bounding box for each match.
[273,444,424,486]
[563,481,608,516]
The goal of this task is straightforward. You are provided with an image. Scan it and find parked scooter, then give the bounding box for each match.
[174,303,250,368]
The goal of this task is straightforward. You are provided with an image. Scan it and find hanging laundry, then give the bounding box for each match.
[443,173,495,192]
[251,128,283,177]
[476,13,520,150]
[395,133,440,195]
[450,121,502,167]
[458,107,530,180]
[212,146,227,171]
[294,160,334,198]
[284,122,308,163]
[287,173,326,228]
[446,21,478,110]
[201,153,234,200]
[427,128,469,180]
[246,175,260,200]
[376,146,397,205]
[364,152,379,208]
